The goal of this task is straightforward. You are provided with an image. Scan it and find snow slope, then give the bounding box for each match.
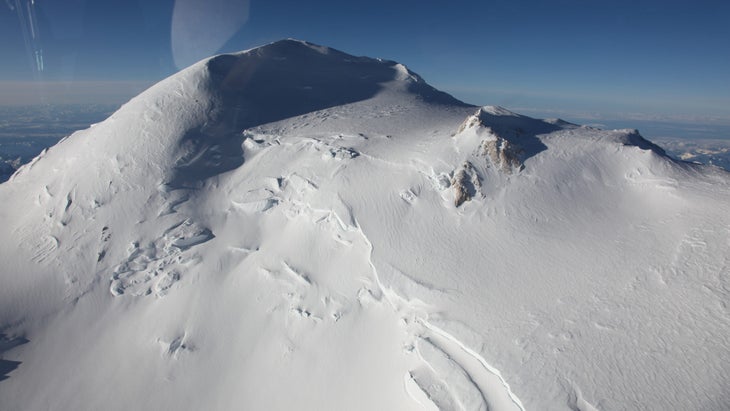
[1,39,729,410]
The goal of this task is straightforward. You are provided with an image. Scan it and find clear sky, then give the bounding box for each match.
[1,0,729,129]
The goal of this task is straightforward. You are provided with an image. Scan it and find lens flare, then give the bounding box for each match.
[12,0,44,76]
[171,0,250,70]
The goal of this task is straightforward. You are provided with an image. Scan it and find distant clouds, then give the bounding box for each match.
[512,107,730,126]
[0,81,153,105]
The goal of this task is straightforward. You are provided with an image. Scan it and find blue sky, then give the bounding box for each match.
[1,0,729,130]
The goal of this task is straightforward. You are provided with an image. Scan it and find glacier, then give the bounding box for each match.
[0,39,729,410]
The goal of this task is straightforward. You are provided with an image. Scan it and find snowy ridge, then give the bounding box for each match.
[358,218,524,410]
[1,40,729,410]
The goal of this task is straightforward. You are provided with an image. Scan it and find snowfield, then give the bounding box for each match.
[1,39,729,410]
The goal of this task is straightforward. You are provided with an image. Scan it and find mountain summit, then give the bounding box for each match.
[1,40,729,411]
[204,39,467,125]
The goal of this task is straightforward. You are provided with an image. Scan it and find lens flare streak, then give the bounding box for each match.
[13,0,44,75]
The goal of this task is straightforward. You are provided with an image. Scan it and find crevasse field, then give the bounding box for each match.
[1,40,728,411]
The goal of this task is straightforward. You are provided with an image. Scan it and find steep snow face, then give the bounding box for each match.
[1,40,729,411]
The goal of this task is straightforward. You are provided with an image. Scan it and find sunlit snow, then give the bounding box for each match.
[1,40,728,411]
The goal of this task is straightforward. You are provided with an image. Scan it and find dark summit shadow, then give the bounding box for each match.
[0,360,21,382]
[171,39,459,186]
[617,129,667,156]
[207,40,398,128]
[472,107,560,162]
[0,334,28,383]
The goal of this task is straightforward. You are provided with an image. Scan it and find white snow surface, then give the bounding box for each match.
[1,39,729,410]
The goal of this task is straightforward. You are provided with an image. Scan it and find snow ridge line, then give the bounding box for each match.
[418,319,526,411]
[354,219,526,411]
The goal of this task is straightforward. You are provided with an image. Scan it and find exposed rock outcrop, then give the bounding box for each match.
[451,161,481,207]
[455,107,526,174]
[478,137,523,173]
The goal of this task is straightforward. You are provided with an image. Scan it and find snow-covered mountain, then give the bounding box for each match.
[1,39,729,411]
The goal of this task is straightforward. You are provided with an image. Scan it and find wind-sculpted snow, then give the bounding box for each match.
[1,40,729,411]
[110,219,213,297]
